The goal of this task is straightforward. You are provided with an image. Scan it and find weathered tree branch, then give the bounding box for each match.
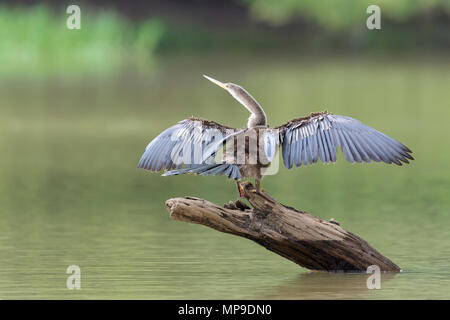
[165,182,400,272]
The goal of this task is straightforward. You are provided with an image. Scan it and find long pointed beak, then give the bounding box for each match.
[203,75,227,90]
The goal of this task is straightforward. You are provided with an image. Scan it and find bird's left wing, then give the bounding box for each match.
[275,111,413,169]
[138,118,237,171]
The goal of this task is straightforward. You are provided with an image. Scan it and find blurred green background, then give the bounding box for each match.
[0,1,449,299]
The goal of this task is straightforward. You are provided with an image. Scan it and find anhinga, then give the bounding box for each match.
[138,75,413,196]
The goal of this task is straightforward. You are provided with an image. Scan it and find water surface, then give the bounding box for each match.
[0,56,449,299]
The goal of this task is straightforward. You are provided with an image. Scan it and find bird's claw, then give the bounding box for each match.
[238,183,245,198]
[252,188,265,194]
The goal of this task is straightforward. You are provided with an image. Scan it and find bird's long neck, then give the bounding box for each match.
[233,88,267,128]
[247,110,266,128]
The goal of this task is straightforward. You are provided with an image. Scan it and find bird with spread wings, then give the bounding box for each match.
[138,75,413,196]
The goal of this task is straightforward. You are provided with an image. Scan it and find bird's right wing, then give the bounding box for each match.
[138,118,238,171]
[275,111,413,169]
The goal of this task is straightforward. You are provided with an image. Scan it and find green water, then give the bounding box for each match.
[0,56,449,299]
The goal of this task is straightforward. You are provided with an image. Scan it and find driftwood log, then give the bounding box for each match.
[165,182,400,272]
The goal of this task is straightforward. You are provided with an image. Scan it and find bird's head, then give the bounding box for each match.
[203,75,246,101]
[203,74,267,127]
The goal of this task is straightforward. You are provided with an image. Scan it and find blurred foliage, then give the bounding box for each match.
[243,0,450,28]
[0,2,447,78]
[0,5,165,77]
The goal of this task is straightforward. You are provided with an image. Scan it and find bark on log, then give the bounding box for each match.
[165,182,400,272]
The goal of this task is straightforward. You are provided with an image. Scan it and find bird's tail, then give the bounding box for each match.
[162,163,241,180]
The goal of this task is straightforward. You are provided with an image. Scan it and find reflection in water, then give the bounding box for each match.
[263,272,397,300]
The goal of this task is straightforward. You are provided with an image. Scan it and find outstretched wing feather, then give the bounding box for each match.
[138,118,235,171]
[276,112,413,168]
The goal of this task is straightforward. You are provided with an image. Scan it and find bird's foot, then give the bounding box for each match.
[253,186,264,194]
[254,179,263,194]
[237,182,245,198]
